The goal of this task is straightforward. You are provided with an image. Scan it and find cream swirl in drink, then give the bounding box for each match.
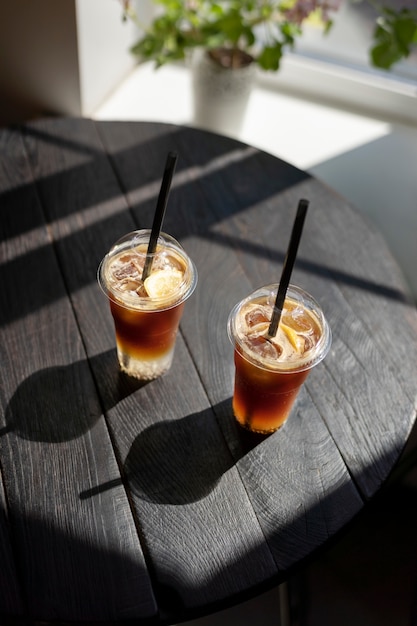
[236,297,322,367]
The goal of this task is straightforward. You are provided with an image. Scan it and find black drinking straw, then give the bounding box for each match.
[268,199,309,337]
[142,151,178,281]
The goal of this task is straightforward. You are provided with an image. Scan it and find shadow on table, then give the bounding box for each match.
[79,397,278,506]
[2,349,147,443]
[289,464,417,626]
[3,348,268,508]
[3,346,417,621]
[1,121,410,333]
[0,509,158,624]
[2,119,417,624]
[123,410,235,505]
[122,397,272,505]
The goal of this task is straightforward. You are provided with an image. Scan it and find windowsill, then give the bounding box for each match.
[269,53,417,127]
[92,60,417,301]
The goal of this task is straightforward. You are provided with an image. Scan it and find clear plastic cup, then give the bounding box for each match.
[227,284,331,434]
[98,229,197,380]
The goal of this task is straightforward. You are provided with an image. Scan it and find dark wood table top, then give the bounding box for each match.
[1,117,417,625]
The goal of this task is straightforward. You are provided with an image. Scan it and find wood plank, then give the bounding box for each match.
[179,138,417,498]
[97,121,365,576]
[0,128,28,619]
[23,117,278,620]
[3,117,415,623]
[0,124,157,622]
[0,450,23,617]
[0,128,37,619]
[216,171,417,497]
[169,128,366,565]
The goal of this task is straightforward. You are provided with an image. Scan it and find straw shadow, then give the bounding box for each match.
[4,349,147,443]
[79,397,271,505]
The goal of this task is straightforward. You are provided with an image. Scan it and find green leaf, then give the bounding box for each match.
[371,41,402,69]
[280,21,301,43]
[394,16,417,52]
[323,18,333,35]
[128,0,417,73]
[257,43,283,71]
[214,13,246,45]
[131,36,162,60]
[371,8,417,69]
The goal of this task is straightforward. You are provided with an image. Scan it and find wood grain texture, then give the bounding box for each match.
[0,123,157,622]
[22,118,278,621]
[95,118,417,593]
[97,122,364,573]
[0,457,23,617]
[1,118,416,624]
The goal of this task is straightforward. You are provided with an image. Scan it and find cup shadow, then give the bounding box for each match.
[4,346,272,507]
[80,400,272,506]
[124,408,234,505]
[3,349,147,443]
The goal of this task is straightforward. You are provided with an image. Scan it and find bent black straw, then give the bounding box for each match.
[142,151,178,281]
[268,199,309,337]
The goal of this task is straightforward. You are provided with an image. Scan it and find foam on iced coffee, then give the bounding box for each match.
[236,297,321,370]
[105,243,188,309]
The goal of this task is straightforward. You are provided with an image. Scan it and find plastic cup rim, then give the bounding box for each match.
[97,229,198,312]
[227,283,332,374]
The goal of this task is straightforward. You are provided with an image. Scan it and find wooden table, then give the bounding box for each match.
[1,117,417,625]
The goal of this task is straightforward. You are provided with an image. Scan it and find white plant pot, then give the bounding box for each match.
[191,49,256,137]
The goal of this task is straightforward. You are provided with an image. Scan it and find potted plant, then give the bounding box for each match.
[121,0,417,133]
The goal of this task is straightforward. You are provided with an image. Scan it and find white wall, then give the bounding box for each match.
[75,0,144,116]
[0,0,147,124]
[0,0,80,123]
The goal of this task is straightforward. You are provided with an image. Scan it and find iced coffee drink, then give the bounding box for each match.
[228,284,331,434]
[98,230,197,380]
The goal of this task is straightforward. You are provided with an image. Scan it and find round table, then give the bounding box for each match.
[0,118,416,624]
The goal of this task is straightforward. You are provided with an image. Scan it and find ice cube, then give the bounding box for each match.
[118,278,142,293]
[112,253,143,281]
[245,306,270,329]
[282,307,314,334]
[246,335,282,360]
[153,251,184,273]
[303,335,316,352]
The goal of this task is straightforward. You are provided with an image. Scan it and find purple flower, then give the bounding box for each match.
[284,0,343,24]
